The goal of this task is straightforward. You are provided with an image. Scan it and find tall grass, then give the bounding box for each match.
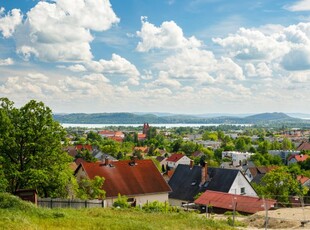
[0,193,235,230]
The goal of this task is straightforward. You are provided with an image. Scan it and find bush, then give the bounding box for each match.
[142,200,180,213]
[0,193,35,210]
[113,194,130,208]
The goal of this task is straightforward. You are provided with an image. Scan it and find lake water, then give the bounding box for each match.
[61,123,252,128]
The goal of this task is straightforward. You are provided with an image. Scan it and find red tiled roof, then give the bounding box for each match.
[138,133,147,139]
[297,175,310,185]
[108,136,123,142]
[75,144,92,152]
[297,142,310,151]
[195,190,276,214]
[288,154,309,162]
[98,130,115,135]
[77,159,171,198]
[166,153,185,163]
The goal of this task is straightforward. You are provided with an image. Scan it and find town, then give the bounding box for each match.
[1,98,310,229]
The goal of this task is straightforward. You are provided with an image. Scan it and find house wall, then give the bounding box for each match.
[229,172,257,197]
[168,198,189,207]
[105,193,169,208]
[75,167,88,180]
[244,169,254,182]
[288,158,297,165]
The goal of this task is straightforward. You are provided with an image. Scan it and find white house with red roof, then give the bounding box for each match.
[75,158,171,207]
[166,153,191,169]
[288,154,309,165]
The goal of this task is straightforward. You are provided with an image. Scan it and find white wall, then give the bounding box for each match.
[229,171,257,197]
[105,193,169,208]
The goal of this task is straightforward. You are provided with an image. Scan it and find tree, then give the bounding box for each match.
[77,176,105,200]
[0,98,75,197]
[253,167,305,203]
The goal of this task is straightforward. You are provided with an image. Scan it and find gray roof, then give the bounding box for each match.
[168,164,240,202]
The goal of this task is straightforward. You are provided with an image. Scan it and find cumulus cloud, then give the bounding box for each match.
[0,8,22,38]
[0,58,14,66]
[285,0,310,12]
[12,0,119,61]
[281,46,310,70]
[136,16,202,52]
[145,71,182,89]
[213,27,290,61]
[67,64,87,72]
[86,54,140,85]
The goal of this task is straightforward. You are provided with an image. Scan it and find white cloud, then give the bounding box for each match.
[287,71,310,83]
[67,64,87,72]
[145,71,182,89]
[86,54,140,85]
[136,17,202,52]
[13,0,119,62]
[0,8,22,38]
[213,27,290,61]
[0,58,14,66]
[285,0,310,12]
[281,46,310,70]
[157,48,217,83]
[82,73,110,83]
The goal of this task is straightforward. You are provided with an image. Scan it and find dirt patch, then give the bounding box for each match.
[240,206,310,229]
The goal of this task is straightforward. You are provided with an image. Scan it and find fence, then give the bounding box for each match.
[38,198,104,209]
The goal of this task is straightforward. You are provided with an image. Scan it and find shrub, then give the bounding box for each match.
[142,200,180,213]
[113,194,130,208]
[0,193,35,210]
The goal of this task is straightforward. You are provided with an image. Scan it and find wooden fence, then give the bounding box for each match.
[38,198,104,209]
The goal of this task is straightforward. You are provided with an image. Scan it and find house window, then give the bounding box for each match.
[240,187,245,194]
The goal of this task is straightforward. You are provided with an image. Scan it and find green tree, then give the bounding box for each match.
[113,193,130,208]
[77,176,105,200]
[0,98,75,197]
[253,167,305,203]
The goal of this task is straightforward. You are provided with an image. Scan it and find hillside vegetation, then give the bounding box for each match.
[53,112,309,126]
[0,193,233,230]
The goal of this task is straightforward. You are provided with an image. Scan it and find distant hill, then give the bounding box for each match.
[53,112,309,126]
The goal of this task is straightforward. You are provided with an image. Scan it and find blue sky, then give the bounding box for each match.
[0,0,309,114]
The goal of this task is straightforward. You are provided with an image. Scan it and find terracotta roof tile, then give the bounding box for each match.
[75,144,92,152]
[77,159,171,198]
[297,175,310,185]
[166,153,185,163]
[297,142,310,151]
[288,154,309,162]
[195,190,276,214]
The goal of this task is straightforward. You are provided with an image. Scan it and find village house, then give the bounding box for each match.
[297,175,310,188]
[75,158,171,207]
[168,162,257,206]
[166,153,191,169]
[222,151,254,167]
[244,166,277,183]
[288,154,309,165]
[195,190,276,215]
[268,150,300,164]
[297,141,310,152]
[98,130,124,142]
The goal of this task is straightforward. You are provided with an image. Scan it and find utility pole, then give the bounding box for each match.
[263,196,268,230]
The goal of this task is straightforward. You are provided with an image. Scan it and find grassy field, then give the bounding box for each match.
[0,193,235,230]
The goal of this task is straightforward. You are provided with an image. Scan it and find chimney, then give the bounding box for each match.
[104,156,109,166]
[190,160,194,169]
[200,162,208,185]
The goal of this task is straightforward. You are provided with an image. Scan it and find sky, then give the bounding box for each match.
[0,0,310,114]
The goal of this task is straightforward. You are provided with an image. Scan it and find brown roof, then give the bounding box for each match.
[166,153,185,163]
[133,146,149,153]
[75,144,92,152]
[288,154,309,162]
[297,175,310,185]
[195,190,276,214]
[76,159,171,198]
[297,142,310,151]
[248,166,277,177]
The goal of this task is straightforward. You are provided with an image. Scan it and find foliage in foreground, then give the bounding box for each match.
[0,193,234,230]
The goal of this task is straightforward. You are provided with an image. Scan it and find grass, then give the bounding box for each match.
[0,193,235,230]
